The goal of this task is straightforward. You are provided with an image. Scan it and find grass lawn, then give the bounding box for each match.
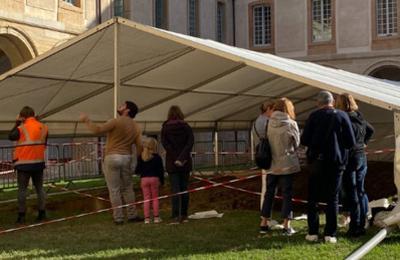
[0,175,399,259]
[0,178,110,202]
[0,206,399,259]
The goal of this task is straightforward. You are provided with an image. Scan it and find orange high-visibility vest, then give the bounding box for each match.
[14,117,48,165]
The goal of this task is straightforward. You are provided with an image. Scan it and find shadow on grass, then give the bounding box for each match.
[1,208,396,259]
[0,182,399,259]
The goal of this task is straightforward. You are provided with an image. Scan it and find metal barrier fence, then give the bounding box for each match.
[0,142,104,190]
[192,140,251,171]
[0,141,252,190]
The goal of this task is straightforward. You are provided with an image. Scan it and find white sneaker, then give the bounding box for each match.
[364,217,370,229]
[324,236,337,244]
[282,227,296,236]
[154,217,162,224]
[305,234,318,242]
[144,218,150,224]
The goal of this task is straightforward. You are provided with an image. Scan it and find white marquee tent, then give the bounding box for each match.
[0,18,399,193]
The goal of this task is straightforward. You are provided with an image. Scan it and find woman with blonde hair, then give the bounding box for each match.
[336,93,374,237]
[259,97,300,236]
[135,137,165,224]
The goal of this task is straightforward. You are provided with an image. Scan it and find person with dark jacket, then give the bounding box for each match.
[336,93,374,237]
[253,100,275,209]
[301,91,356,244]
[161,105,194,224]
[135,137,165,224]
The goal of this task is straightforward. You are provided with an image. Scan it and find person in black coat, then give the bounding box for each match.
[161,105,194,223]
[301,91,356,243]
[336,93,374,237]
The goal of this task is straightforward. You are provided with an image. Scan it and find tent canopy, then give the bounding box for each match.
[0,18,397,138]
[1,17,399,194]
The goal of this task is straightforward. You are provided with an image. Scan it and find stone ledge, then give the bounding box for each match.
[59,1,83,14]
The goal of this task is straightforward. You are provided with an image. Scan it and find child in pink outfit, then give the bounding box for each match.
[135,138,164,224]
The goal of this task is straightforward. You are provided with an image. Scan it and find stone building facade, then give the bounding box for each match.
[1,0,400,80]
[127,0,400,81]
[0,0,98,74]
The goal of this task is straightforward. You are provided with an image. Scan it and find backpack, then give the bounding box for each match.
[254,121,272,170]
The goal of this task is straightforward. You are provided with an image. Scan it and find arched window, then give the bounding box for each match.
[0,50,12,75]
[0,28,36,74]
[370,65,400,81]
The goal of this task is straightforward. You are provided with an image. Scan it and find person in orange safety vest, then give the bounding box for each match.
[9,106,48,224]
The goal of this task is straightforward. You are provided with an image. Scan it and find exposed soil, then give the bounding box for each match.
[54,161,398,213]
[3,161,395,217]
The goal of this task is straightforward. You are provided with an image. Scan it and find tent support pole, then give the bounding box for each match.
[113,19,120,119]
[394,111,400,197]
[345,227,393,260]
[250,129,255,162]
[214,125,219,171]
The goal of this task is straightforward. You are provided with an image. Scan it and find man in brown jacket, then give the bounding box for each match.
[80,101,143,224]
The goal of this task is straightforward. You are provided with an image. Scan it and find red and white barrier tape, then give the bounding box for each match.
[0,170,264,235]
[193,176,261,196]
[48,184,110,203]
[0,170,14,176]
[194,175,332,207]
[365,148,395,155]
[369,134,395,143]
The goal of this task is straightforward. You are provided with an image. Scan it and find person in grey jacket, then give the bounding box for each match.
[253,100,275,208]
[259,98,300,236]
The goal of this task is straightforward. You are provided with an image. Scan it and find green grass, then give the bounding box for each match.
[0,206,399,259]
[0,176,399,259]
[0,177,110,201]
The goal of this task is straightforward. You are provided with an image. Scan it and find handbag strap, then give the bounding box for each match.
[253,119,269,139]
[253,122,261,139]
[264,120,269,139]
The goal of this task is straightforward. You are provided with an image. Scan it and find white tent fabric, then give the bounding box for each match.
[0,18,399,192]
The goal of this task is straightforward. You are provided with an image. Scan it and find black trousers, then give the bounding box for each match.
[17,169,46,213]
[307,160,343,237]
[169,172,190,218]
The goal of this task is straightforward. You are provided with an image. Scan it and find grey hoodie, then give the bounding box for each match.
[267,111,300,175]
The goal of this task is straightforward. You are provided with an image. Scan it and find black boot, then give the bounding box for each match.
[16,212,25,224]
[36,210,46,222]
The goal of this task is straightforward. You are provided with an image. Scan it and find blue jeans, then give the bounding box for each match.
[343,152,368,230]
[169,172,190,219]
[261,174,294,219]
[307,160,343,237]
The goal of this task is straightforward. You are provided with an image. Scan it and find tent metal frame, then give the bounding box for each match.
[0,17,399,196]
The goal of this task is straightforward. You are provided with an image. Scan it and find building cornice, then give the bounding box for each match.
[0,13,83,36]
[297,49,400,62]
